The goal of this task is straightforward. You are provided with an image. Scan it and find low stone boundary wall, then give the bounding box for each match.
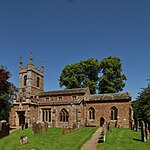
[0,120,9,139]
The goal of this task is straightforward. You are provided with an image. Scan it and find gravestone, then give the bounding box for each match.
[32,122,37,134]
[103,126,106,142]
[136,121,139,132]
[32,122,43,135]
[145,123,149,140]
[141,121,146,142]
[37,122,43,133]
[0,120,9,139]
[20,136,28,145]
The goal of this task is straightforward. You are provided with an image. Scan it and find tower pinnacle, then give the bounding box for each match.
[30,52,33,64]
[19,56,22,68]
[41,61,44,73]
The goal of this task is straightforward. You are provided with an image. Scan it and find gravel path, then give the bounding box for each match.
[81,127,103,150]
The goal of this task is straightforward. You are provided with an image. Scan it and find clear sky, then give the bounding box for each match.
[0,0,150,99]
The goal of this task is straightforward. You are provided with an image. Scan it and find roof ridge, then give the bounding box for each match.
[91,92,130,96]
[42,87,88,93]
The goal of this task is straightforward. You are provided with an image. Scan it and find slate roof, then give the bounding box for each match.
[89,92,131,101]
[39,87,89,97]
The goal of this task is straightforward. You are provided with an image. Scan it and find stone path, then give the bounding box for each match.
[81,127,103,150]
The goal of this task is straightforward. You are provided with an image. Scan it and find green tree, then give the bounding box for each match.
[98,56,126,93]
[0,66,16,121]
[132,81,150,125]
[59,58,100,94]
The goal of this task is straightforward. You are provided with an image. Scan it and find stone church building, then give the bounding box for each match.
[9,54,133,128]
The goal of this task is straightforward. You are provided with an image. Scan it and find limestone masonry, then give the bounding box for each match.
[9,54,134,128]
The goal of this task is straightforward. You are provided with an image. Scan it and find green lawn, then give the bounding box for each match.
[97,128,150,150]
[0,127,97,150]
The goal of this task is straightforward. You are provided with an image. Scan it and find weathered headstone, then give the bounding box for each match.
[136,121,139,132]
[37,122,43,133]
[103,126,106,142]
[0,120,9,139]
[19,136,28,145]
[141,121,146,142]
[145,123,149,140]
[32,122,36,134]
[32,122,44,135]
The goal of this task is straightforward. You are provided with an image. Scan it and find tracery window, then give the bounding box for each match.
[60,109,69,122]
[89,107,95,120]
[24,75,27,86]
[111,106,118,120]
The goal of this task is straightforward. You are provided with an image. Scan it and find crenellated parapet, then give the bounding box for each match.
[19,65,44,77]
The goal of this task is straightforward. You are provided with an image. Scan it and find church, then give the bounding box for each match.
[9,54,133,128]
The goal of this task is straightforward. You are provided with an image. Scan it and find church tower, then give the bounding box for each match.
[18,53,44,99]
[9,53,44,127]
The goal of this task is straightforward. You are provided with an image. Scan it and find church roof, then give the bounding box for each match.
[39,87,89,97]
[89,92,131,101]
[39,99,83,106]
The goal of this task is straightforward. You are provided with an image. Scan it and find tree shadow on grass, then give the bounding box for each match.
[133,138,142,142]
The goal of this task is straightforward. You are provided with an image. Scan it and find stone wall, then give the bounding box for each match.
[0,120,9,139]
[39,103,85,129]
[86,101,131,128]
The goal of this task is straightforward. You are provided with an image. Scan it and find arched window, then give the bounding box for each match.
[89,107,95,120]
[24,75,27,86]
[111,106,118,120]
[37,77,40,87]
[60,109,69,122]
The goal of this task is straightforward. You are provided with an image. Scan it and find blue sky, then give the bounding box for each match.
[0,0,150,99]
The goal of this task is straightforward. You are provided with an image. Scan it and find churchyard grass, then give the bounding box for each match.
[97,128,150,150]
[0,127,97,150]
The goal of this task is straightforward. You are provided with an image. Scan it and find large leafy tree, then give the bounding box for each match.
[132,80,150,125]
[98,56,126,93]
[59,58,100,94]
[59,56,126,94]
[0,66,15,121]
